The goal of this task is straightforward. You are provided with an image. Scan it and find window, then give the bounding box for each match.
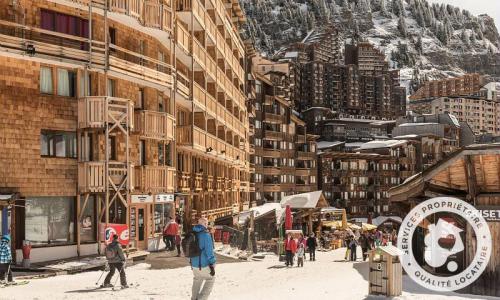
[137,88,144,109]
[40,66,53,94]
[80,196,96,242]
[109,27,116,45]
[25,197,75,245]
[108,136,117,160]
[40,130,77,158]
[57,69,77,97]
[41,9,89,38]
[139,140,146,166]
[107,79,115,97]
[79,72,91,97]
[158,94,165,112]
[154,203,173,233]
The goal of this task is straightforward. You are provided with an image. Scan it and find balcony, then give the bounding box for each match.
[193,39,207,69]
[205,175,215,191]
[201,206,234,220]
[263,166,280,176]
[263,184,281,192]
[193,83,206,109]
[78,97,134,129]
[264,130,284,140]
[177,171,191,192]
[296,185,313,193]
[296,135,306,143]
[177,71,190,98]
[134,110,175,140]
[176,0,205,28]
[297,151,316,160]
[176,21,191,53]
[194,173,203,191]
[264,113,283,124]
[134,165,175,193]
[216,177,224,191]
[78,161,132,193]
[295,169,311,176]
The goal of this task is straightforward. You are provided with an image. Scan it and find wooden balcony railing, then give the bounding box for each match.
[78,162,106,193]
[216,177,224,191]
[193,39,206,69]
[176,21,191,53]
[205,175,215,191]
[204,14,217,42]
[177,71,190,97]
[296,135,306,143]
[206,56,217,80]
[264,130,284,140]
[297,151,316,160]
[176,125,192,146]
[134,165,175,193]
[78,97,134,129]
[177,171,191,192]
[201,206,233,219]
[193,82,206,109]
[107,0,173,32]
[263,184,281,192]
[264,113,283,124]
[206,94,217,117]
[194,173,203,191]
[134,110,175,140]
[295,169,312,177]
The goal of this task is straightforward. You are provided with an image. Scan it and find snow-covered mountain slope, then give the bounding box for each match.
[241,0,500,92]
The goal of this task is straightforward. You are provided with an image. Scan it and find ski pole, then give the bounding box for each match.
[95,263,107,285]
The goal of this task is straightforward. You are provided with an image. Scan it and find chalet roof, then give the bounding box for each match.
[238,203,285,226]
[389,143,500,202]
[358,140,407,150]
[317,141,345,150]
[280,191,328,209]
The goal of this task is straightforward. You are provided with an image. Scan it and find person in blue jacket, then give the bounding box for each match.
[191,217,216,300]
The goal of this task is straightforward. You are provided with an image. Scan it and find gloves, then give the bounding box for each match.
[209,264,215,276]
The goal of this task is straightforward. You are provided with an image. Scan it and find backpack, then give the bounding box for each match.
[181,231,201,258]
[105,245,117,260]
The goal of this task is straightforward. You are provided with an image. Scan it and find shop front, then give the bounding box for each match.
[130,194,175,251]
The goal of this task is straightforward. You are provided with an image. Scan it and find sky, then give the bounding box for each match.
[427,0,500,30]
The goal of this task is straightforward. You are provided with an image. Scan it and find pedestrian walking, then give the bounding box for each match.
[187,217,216,300]
[0,234,13,284]
[349,234,358,262]
[344,235,351,261]
[296,242,305,267]
[359,232,372,261]
[306,233,317,261]
[175,233,182,257]
[102,235,128,289]
[284,233,297,267]
[163,217,179,251]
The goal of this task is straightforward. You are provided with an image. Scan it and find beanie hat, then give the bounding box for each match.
[1,234,10,242]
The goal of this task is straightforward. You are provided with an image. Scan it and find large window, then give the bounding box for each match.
[25,197,75,245]
[80,196,96,243]
[40,130,77,158]
[57,69,77,97]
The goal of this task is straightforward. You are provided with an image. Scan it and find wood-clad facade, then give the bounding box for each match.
[0,0,249,262]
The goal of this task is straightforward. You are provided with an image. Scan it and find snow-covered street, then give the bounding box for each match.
[0,249,497,300]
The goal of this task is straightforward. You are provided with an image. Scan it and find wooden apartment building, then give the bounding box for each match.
[0,0,249,262]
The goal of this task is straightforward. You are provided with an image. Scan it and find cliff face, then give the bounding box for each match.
[242,0,500,92]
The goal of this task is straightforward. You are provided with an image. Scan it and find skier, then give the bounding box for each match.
[284,233,297,267]
[189,217,216,300]
[102,234,128,289]
[306,233,317,261]
[0,234,13,284]
[163,217,180,251]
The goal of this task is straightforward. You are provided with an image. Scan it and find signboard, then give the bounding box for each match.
[156,194,174,203]
[478,206,500,222]
[131,194,153,204]
[100,223,129,246]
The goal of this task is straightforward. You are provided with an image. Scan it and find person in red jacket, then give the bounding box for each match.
[284,233,297,267]
[163,217,179,251]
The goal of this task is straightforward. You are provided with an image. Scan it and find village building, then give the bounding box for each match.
[409,73,484,101]
[0,0,249,262]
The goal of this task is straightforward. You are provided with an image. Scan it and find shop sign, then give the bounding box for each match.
[478,206,500,222]
[131,194,153,203]
[156,194,174,203]
[100,223,129,246]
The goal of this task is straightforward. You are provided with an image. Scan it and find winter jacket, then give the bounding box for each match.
[0,240,12,264]
[360,235,371,249]
[106,240,126,264]
[296,244,305,257]
[306,237,317,249]
[284,238,297,253]
[163,221,179,236]
[190,224,216,269]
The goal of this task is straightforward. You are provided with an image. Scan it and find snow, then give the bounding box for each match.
[3,249,496,300]
[399,122,439,127]
[317,141,345,150]
[358,140,408,150]
[238,202,284,226]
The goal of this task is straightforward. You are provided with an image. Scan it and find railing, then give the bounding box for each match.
[193,82,206,109]
[297,151,316,160]
[176,21,191,53]
[176,125,192,146]
[264,130,284,140]
[296,135,306,143]
[177,171,191,191]
[134,110,175,140]
[201,206,233,219]
[263,184,281,192]
[78,97,134,129]
[205,175,215,191]
[206,94,217,117]
[216,177,224,191]
[295,169,312,176]
[177,71,190,97]
[193,126,206,150]
[206,55,217,80]
[78,162,106,193]
[205,13,217,42]
[193,39,206,69]
[134,165,175,193]
[144,1,173,32]
[194,173,203,191]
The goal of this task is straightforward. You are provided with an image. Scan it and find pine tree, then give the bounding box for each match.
[398,15,407,37]
[415,34,423,54]
[380,0,389,17]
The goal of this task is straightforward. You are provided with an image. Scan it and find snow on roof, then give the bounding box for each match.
[280,191,327,209]
[238,203,285,226]
[371,120,396,126]
[448,114,461,127]
[284,51,298,58]
[317,141,345,150]
[393,134,419,139]
[359,140,407,150]
[378,245,403,256]
[398,123,439,127]
[302,107,331,113]
[350,216,402,227]
[345,142,365,148]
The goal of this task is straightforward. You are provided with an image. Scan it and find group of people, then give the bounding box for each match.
[283,233,318,267]
[344,229,398,262]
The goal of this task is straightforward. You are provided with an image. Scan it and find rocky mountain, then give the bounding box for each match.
[241,0,500,92]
